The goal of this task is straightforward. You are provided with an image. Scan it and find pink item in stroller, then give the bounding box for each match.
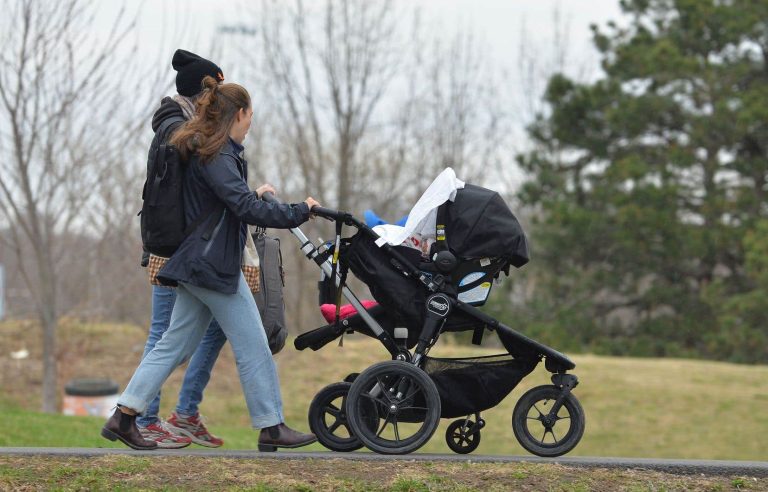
[320,300,379,324]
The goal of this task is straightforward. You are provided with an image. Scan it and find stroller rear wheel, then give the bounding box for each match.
[445,418,482,454]
[512,384,585,457]
[308,382,377,452]
[346,360,441,455]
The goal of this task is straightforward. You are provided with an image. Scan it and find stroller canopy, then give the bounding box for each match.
[443,184,529,267]
[371,168,529,268]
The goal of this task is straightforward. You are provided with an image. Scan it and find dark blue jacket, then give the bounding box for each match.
[157,139,310,294]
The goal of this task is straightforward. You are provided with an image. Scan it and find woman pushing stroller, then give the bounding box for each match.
[102,76,320,451]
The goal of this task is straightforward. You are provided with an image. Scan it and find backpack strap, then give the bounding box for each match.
[157,116,185,141]
[147,116,187,206]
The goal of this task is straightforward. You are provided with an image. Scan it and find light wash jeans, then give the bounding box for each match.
[119,274,284,429]
[136,285,227,427]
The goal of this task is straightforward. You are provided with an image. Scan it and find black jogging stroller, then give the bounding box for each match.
[264,182,585,456]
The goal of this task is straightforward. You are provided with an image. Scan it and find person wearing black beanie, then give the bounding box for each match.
[129,50,229,450]
[172,49,225,97]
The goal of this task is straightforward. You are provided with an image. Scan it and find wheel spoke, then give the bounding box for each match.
[549,427,560,443]
[399,405,428,412]
[540,428,547,443]
[328,420,342,434]
[375,377,395,403]
[359,392,389,409]
[533,403,546,418]
[324,403,341,417]
[402,384,422,403]
[392,419,401,443]
[376,414,391,438]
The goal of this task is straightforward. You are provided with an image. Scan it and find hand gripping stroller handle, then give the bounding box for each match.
[294,323,345,351]
[260,191,281,204]
[261,191,340,222]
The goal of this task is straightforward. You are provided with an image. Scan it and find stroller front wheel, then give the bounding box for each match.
[512,384,585,457]
[445,418,482,454]
[346,360,441,455]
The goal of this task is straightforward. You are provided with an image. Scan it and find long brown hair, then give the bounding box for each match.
[171,76,251,163]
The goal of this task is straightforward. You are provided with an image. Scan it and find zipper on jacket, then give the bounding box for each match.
[202,210,227,256]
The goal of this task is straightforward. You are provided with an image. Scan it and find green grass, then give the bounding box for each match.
[1,456,763,491]
[1,320,767,460]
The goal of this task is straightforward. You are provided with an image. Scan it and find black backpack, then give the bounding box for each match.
[140,117,221,257]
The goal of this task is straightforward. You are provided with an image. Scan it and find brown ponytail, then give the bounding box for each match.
[170,76,251,163]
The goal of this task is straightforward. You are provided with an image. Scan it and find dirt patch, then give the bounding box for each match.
[1,456,764,492]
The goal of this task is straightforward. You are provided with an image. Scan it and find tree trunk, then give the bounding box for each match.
[41,308,58,413]
[39,249,58,413]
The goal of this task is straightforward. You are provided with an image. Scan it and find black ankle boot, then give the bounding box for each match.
[258,423,316,452]
[101,408,157,450]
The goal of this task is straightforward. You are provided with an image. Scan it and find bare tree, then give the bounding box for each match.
[230,0,510,332]
[0,0,143,412]
[250,0,405,212]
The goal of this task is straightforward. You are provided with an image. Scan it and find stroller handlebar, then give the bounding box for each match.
[311,206,344,221]
[260,191,341,222]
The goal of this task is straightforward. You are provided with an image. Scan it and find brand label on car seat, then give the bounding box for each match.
[427,294,450,317]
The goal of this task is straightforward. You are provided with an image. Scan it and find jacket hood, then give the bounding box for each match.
[151,97,186,132]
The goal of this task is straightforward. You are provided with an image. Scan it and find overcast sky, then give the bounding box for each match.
[101,0,624,83]
[92,0,627,189]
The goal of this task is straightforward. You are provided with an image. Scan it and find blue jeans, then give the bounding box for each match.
[119,274,283,429]
[136,286,227,427]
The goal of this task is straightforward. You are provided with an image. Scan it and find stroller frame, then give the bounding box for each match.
[264,194,583,456]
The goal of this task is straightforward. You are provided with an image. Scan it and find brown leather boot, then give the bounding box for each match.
[101,408,158,450]
[258,423,317,452]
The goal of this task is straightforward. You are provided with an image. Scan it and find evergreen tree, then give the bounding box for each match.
[517,0,768,362]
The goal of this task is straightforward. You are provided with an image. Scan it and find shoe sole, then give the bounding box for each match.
[101,428,158,451]
[258,437,318,452]
[168,425,222,448]
[155,442,191,449]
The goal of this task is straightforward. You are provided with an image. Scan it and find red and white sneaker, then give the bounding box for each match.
[138,421,192,449]
[166,412,224,448]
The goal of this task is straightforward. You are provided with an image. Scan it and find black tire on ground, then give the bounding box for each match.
[346,360,441,455]
[512,384,585,457]
[445,419,481,454]
[308,382,379,452]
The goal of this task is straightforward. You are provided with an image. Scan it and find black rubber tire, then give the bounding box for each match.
[346,360,441,455]
[512,385,585,457]
[445,419,481,454]
[308,382,373,452]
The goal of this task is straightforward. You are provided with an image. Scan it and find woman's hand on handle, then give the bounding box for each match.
[305,197,320,218]
[256,183,276,198]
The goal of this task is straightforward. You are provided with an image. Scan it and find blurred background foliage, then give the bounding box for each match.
[506,0,768,364]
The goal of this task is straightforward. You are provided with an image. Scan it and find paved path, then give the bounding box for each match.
[1,448,766,477]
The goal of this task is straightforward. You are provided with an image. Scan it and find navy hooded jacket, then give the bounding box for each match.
[157,139,310,294]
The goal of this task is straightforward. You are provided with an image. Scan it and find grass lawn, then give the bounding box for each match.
[2,455,765,491]
[1,319,767,460]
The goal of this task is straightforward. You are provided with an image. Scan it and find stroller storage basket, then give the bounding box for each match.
[423,354,537,418]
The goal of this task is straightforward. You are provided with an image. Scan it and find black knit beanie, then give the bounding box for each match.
[172,49,224,97]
